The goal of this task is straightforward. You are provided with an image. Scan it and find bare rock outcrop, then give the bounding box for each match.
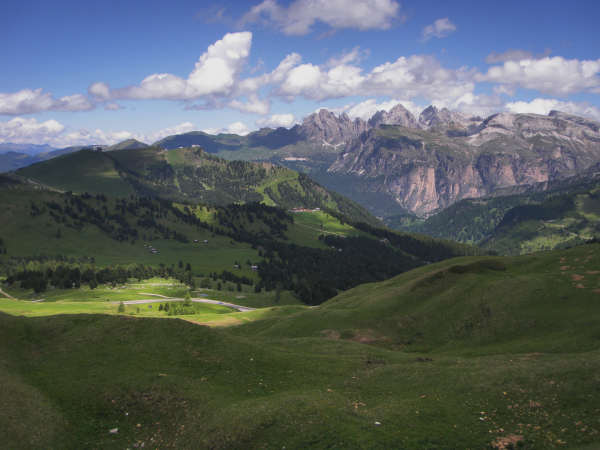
[297,109,368,147]
[368,104,419,129]
[330,110,600,216]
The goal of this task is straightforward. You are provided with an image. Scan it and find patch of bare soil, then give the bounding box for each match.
[320,329,340,340]
[491,434,524,449]
[350,329,380,343]
[520,352,543,360]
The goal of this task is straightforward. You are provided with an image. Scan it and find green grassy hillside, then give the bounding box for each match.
[0,187,259,274]
[1,244,599,448]
[394,170,600,255]
[16,150,134,196]
[16,147,377,225]
[1,182,478,305]
[107,139,149,151]
[235,243,600,353]
[482,189,600,254]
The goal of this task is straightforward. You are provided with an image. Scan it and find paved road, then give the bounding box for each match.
[115,297,255,312]
[0,287,16,300]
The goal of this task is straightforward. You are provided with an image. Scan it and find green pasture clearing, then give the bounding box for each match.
[0,275,305,327]
[0,189,261,276]
[3,278,191,303]
[0,296,242,322]
[284,210,363,248]
[17,150,134,197]
[192,286,302,308]
[0,298,118,316]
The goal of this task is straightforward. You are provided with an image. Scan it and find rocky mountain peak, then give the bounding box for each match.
[299,109,368,146]
[330,108,600,216]
[482,112,516,129]
[418,105,469,129]
[549,110,600,132]
[418,105,441,127]
[368,104,418,129]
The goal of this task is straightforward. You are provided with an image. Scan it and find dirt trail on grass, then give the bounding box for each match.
[295,222,347,237]
[0,287,16,300]
[115,297,255,312]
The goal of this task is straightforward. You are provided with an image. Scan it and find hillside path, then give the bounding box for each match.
[114,297,255,312]
[295,222,347,237]
[0,287,16,300]
[137,292,170,298]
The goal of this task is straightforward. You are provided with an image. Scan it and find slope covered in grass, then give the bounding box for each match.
[15,147,377,225]
[1,245,599,448]
[1,181,480,305]
[16,149,134,196]
[395,168,600,254]
[234,243,600,354]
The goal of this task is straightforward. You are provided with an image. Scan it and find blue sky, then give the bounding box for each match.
[1,0,599,146]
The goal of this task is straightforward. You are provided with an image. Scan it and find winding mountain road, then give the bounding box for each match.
[0,287,15,300]
[114,297,255,312]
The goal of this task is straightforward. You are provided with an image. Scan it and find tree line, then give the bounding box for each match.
[4,261,195,294]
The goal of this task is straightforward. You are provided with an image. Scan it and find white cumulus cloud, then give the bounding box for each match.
[0,89,94,115]
[0,118,199,147]
[479,56,600,96]
[144,122,197,143]
[241,0,400,35]
[228,95,271,114]
[273,53,474,106]
[422,18,456,41]
[88,82,111,101]
[505,98,600,121]
[0,117,65,144]
[256,113,296,128]
[108,32,253,101]
[345,99,423,120]
[225,121,251,135]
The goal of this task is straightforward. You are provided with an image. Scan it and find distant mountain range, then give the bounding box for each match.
[5,105,600,222]
[152,106,600,219]
[0,143,56,155]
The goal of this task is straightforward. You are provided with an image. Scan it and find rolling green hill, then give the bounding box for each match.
[107,139,149,151]
[1,244,599,449]
[15,150,134,196]
[15,147,376,225]
[0,180,478,305]
[234,243,600,352]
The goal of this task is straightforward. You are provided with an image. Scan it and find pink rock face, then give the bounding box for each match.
[390,167,439,214]
[329,109,600,216]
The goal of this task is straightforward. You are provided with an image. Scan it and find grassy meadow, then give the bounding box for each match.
[1,244,599,448]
